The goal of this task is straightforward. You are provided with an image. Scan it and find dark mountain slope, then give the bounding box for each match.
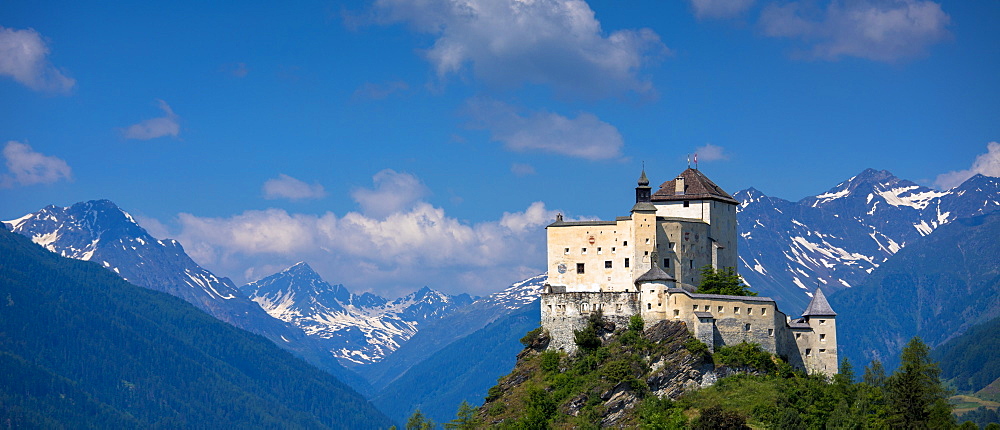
[830,212,1000,371]
[373,301,542,424]
[932,316,1000,393]
[5,200,369,393]
[0,228,392,429]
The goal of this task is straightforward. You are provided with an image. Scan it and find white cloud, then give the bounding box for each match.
[694,143,728,162]
[689,0,755,19]
[511,163,536,177]
[467,98,624,160]
[352,80,409,100]
[262,174,327,201]
[0,141,72,188]
[759,0,950,62]
[934,142,1000,189]
[166,199,560,298]
[351,169,430,218]
[121,99,180,140]
[0,26,75,94]
[371,0,666,98]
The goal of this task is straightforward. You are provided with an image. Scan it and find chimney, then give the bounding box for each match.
[675,176,685,195]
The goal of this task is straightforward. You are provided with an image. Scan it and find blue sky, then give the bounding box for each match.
[2,0,998,298]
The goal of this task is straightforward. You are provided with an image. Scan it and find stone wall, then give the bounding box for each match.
[540,291,640,353]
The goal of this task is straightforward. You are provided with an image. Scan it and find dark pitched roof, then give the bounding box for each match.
[634,264,675,284]
[694,311,714,319]
[802,288,837,317]
[651,168,737,204]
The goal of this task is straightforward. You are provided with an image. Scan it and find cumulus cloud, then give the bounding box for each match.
[371,0,666,98]
[1,141,72,188]
[694,143,728,162]
[166,199,560,298]
[121,99,180,140]
[351,169,430,218]
[262,174,327,201]
[934,142,1000,190]
[511,163,536,177]
[759,0,950,62]
[466,98,624,160]
[0,26,75,94]
[689,0,755,19]
[353,80,409,100]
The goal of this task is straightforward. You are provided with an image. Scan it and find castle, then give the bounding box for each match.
[540,168,838,377]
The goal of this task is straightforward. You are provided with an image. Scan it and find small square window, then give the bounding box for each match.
[624,258,630,268]
[745,323,751,331]
[597,247,602,254]
[768,329,774,337]
[577,263,585,274]
[673,309,679,317]
[820,349,826,353]
[623,241,628,246]
[683,201,690,208]
[748,308,753,315]
[761,308,767,316]
[820,319,826,325]
[582,248,587,254]
[664,259,670,268]
[645,250,649,255]
[689,260,694,269]
[820,334,826,342]
[648,303,652,310]
[605,261,612,269]
[806,348,812,357]
[564,248,570,254]
[692,305,698,311]
[611,247,616,253]
[645,238,650,244]
[718,306,723,313]
[795,333,801,339]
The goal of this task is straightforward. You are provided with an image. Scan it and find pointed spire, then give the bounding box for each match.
[638,167,649,186]
[802,288,837,317]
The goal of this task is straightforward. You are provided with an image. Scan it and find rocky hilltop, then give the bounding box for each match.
[477,318,716,427]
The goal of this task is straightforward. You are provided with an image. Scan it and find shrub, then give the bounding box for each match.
[714,343,776,373]
[520,327,543,348]
[684,338,709,356]
[628,314,645,332]
[540,350,561,373]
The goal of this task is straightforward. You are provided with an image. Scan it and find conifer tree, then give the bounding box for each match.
[695,266,756,296]
[406,409,434,430]
[887,337,954,429]
[444,401,478,429]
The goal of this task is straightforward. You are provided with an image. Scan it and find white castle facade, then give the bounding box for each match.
[540,168,838,377]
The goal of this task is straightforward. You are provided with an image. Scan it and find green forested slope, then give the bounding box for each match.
[0,229,392,429]
[932,316,1000,393]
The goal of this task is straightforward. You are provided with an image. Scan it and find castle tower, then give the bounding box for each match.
[636,262,675,323]
[649,168,738,288]
[632,170,658,280]
[801,288,838,377]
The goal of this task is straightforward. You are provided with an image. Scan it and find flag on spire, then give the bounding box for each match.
[694,153,698,169]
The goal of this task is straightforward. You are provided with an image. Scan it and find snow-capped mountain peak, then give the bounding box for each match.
[241,264,475,365]
[736,171,1000,312]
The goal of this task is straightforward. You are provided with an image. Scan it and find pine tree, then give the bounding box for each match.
[406,409,434,430]
[444,401,478,429]
[695,266,757,296]
[887,337,954,429]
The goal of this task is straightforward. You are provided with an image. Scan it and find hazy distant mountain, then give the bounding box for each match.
[0,227,392,429]
[359,274,546,390]
[3,200,369,393]
[241,262,475,366]
[736,171,1000,313]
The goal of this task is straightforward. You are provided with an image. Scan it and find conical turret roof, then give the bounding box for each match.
[634,263,675,284]
[802,288,836,317]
